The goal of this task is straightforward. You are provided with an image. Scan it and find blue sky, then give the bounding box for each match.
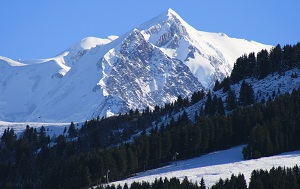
[0,1,299,60]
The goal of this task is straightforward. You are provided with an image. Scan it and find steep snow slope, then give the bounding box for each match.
[109,146,300,188]
[57,35,118,67]
[0,9,272,122]
[0,56,66,121]
[25,36,125,122]
[0,36,118,122]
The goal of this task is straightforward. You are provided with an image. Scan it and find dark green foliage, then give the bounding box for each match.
[256,49,270,79]
[99,177,202,189]
[220,77,231,93]
[269,44,282,73]
[291,72,298,78]
[214,80,221,91]
[249,166,300,189]
[191,90,205,104]
[39,126,48,145]
[226,90,237,110]
[204,91,225,116]
[204,91,213,115]
[231,54,248,82]
[217,97,225,115]
[68,121,77,138]
[246,52,256,77]
[239,81,254,107]
[282,45,294,71]
[200,177,206,189]
[243,88,300,159]
[230,42,300,83]
[1,127,16,150]
[211,174,247,189]
[230,52,256,82]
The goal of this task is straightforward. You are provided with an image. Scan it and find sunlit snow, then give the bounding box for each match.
[109,146,300,188]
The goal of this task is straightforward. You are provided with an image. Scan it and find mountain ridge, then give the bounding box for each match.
[0,9,271,122]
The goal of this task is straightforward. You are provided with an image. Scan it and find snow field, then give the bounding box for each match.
[110,145,300,188]
[0,121,70,137]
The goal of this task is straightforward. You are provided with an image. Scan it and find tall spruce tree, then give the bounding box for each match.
[226,90,237,110]
[256,49,270,79]
[68,122,77,138]
[239,81,254,106]
[269,44,282,73]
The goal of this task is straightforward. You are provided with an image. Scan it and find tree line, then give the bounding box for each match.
[229,43,300,83]
[95,165,300,189]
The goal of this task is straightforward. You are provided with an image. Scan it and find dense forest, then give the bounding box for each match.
[229,43,300,83]
[0,42,300,188]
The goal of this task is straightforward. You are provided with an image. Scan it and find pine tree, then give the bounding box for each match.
[68,122,77,138]
[1,128,16,150]
[123,183,129,189]
[213,80,221,91]
[239,81,254,106]
[204,91,213,115]
[282,44,294,71]
[246,52,256,77]
[257,49,270,79]
[134,108,140,115]
[191,90,205,104]
[231,55,248,82]
[39,126,48,146]
[200,177,206,189]
[217,98,225,115]
[269,44,282,73]
[81,166,92,188]
[221,77,231,93]
[236,174,247,189]
[177,95,183,108]
[293,42,300,68]
[226,90,237,110]
[54,135,66,157]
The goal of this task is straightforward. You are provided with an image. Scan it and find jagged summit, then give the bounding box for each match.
[165,8,186,23]
[138,8,188,32]
[166,8,177,15]
[138,9,272,88]
[0,9,272,122]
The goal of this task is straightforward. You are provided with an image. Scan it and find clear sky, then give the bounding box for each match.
[0,0,299,60]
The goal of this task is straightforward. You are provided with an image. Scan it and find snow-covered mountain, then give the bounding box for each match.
[0,9,271,122]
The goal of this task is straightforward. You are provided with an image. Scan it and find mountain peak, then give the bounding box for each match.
[166,8,180,19]
[138,8,187,32]
[160,8,186,26]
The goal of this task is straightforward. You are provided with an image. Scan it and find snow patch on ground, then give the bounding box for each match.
[0,121,70,137]
[110,146,300,188]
